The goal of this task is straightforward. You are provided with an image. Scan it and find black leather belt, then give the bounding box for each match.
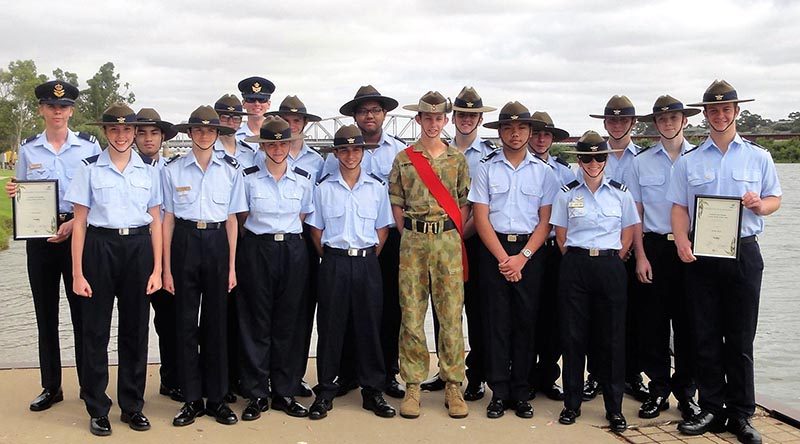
[740,235,758,244]
[58,212,74,224]
[176,218,225,230]
[567,247,619,257]
[247,231,303,241]
[88,225,150,236]
[404,218,456,234]
[544,237,557,247]
[496,232,530,243]
[324,246,376,257]
[644,232,675,241]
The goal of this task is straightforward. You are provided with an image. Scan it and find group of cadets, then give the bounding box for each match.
[7,77,780,444]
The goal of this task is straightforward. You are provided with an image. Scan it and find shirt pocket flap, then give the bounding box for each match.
[732,168,760,183]
[520,183,543,197]
[488,179,510,194]
[688,169,715,186]
[324,204,345,218]
[212,191,230,204]
[357,204,378,220]
[639,174,665,186]
[601,206,622,217]
[131,177,151,189]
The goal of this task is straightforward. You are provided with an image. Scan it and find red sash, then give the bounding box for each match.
[404,147,468,282]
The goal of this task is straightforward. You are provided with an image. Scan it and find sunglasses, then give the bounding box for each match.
[244,97,269,104]
[577,153,608,163]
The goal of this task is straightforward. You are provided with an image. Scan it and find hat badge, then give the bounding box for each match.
[347,138,356,144]
[590,146,599,151]
[715,94,724,101]
[510,115,519,120]
[613,109,621,115]
[290,108,298,112]
[201,120,210,124]
[431,104,437,112]
[53,83,65,98]
[466,102,474,108]
[227,106,235,111]
[661,106,670,111]
[252,83,262,93]
[274,133,282,139]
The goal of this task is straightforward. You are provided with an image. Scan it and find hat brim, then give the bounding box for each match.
[317,143,380,154]
[265,111,323,122]
[215,109,254,117]
[172,122,236,136]
[243,133,305,144]
[537,126,570,142]
[686,98,754,107]
[482,117,546,130]
[87,121,146,127]
[340,96,399,116]
[637,108,702,122]
[452,105,497,113]
[402,104,453,113]
[39,98,76,106]
[588,113,645,119]
[560,148,626,155]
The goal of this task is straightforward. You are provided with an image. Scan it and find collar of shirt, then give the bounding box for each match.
[493,148,537,169]
[332,168,369,190]
[34,129,83,152]
[652,139,691,159]
[95,147,147,173]
[290,143,313,161]
[235,123,255,138]
[699,133,746,154]
[184,149,223,170]
[411,140,453,159]
[257,165,297,183]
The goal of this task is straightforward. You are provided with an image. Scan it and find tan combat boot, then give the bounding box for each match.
[400,383,421,419]
[445,382,469,418]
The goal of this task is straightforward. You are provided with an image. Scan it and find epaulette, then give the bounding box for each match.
[137,152,157,166]
[609,180,628,192]
[223,154,240,169]
[20,134,38,146]
[82,154,100,166]
[554,156,570,168]
[531,154,547,164]
[77,132,97,144]
[681,145,699,156]
[368,172,386,185]
[561,180,579,192]
[316,173,331,186]
[238,140,255,152]
[482,139,497,150]
[743,138,767,150]
[634,145,652,157]
[480,150,500,163]
[292,166,311,180]
[243,165,260,176]
[391,134,407,146]
[165,154,180,164]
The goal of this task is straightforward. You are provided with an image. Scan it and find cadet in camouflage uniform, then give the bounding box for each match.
[388,91,470,419]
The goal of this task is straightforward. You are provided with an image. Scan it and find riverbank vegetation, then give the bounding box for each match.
[0,171,12,250]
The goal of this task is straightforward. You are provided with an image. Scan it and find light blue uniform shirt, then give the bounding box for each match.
[367,131,409,182]
[255,142,325,182]
[214,139,256,168]
[666,134,782,237]
[162,150,248,222]
[16,130,101,213]
[626,140,692,234]
[243,165,314,234]
[543,155,577,186]
[66,149,161,228]
[234,123,257,151]
[306,169,393,249]
[468,150,559,234]
[551,178,640,250]
[600,141,641,184]
[460,138,498,180]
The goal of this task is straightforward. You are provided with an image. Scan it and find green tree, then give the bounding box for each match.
[0,60,47,152]
[78,62,135,121]
[737,109,772,133]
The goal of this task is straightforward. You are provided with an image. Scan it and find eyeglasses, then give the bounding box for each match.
[577,153,608,163]
[244,98,269,104]
[355,107,384,117]
[219,114,243,123]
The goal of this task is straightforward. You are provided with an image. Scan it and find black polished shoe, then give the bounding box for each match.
[543,383,565,401]
[334,377,359,397]
[558,408,581,425]
[385,377,405,399]
[676,398,702,421]
[309,398,333,420]
[223,391,237,404]
[205,401,238,425]
[271,395,309,418]
[463,381,485,401]
[678,411,727,435]
[727,417,762,444]
[159,385,185,402]
[486,398,507,419]
[241,398,269,421]
[90,416,112,436]
[173,400,205,427]
[514,400,534,419]
[30,388,64,412]
[420,373,446,392]
[362,392,396,418]
[639,395,670,419]
[606,412,628,433]
[120,411,151,431]
[625,378,650,402]
[582,378,600,401]
[298,380,314,397]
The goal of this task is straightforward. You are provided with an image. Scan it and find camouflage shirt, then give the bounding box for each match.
[388,140,470,222]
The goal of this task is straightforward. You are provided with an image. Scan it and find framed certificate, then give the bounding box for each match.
[12,180,59,240]
[691,195,743,259]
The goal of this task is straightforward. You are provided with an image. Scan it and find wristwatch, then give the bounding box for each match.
[521,248,533,259]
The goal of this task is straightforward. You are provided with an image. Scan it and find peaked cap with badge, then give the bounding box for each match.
[452,86,496,113]
[638,95,701,122]
[238,76,276,100]
[244,115,304,144]
[339,85,399,116]
[35,80,80,106]
[403,91,452,114]
[173,106,236,136]
[687,79,754,106]
[317,124,381,154]
[530,111,570,141]
[135,108,178,140]
[483,101,546,129]
[214,94,252,116]
[266,95,322,122]
[561,130,625,155]
[589,95,645,119]
[88,103,142,126]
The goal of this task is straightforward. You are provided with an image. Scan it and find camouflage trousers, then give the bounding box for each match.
[398,228,465,384]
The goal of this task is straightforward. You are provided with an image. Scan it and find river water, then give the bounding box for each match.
[0,164,797,409]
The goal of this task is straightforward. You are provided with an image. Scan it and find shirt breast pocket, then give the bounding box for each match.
[639,174,665,204]
[130,176,152,208]
[212,191,230,208]
[520,183,543,214]
[91,179,117,205]
[323,204,346,232]
[250,190,274,214]
[568,207,588,226]
[731,168,761,195]
[280,188,303,214]
[488,178,510,198]
[357,203,378,233]
[26,160,54,180]
[174,187,198,210]
[687,168,716,193]
[600,205,622,231]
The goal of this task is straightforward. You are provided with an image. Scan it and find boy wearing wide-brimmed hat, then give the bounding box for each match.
[552,131,640,433]
[469,101,557,419]
[4,80,100,414]
[306,125,396,420]
[66,103,163,436]
[214,94,257,168]
[388,91,471,419]
[235,76,276,149]
[625,95,702,422]
[668,80,781,444]
[162,106,248,427]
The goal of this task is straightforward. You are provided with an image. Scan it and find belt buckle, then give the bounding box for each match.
[274,233,285,241]
[507,234,518,242]
[197,221,207,229]
[118,228,130,236]
[58,213,67,222]
[667,233,675,241]
[431,222,441,234]
[347,248,359,257]
[589,248,600,257]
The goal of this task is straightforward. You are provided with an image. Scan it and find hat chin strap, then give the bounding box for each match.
[580,162,606,179]
[108,140,133,154]
[195,134,218,151]
[455,119,479,136]
[265,151,287,165]
[607,120,634,141]
[709,119,736,134]
[657,128,681,140]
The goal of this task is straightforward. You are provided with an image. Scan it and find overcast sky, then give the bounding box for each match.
[2,0,798,137]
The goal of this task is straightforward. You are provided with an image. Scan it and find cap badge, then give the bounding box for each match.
[290,108,298,112]
[590,146,598,151]
[252,83,262,93]
[201,120,210,124]
[430,104,437,112]
[53,84,65,98]
[510,115,519,120]
[661,106,670,111]
[613,109,621,115]
[715,94,724,101]
[274,133,282,139]
[116,117,126,123]
[227,106,235,111]
[347,138,356,144]
[466,102,474,108]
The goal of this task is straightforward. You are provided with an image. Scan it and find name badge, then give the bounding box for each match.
[568,196,584,208]
[28,163,42,169]
[175,186,191,192]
